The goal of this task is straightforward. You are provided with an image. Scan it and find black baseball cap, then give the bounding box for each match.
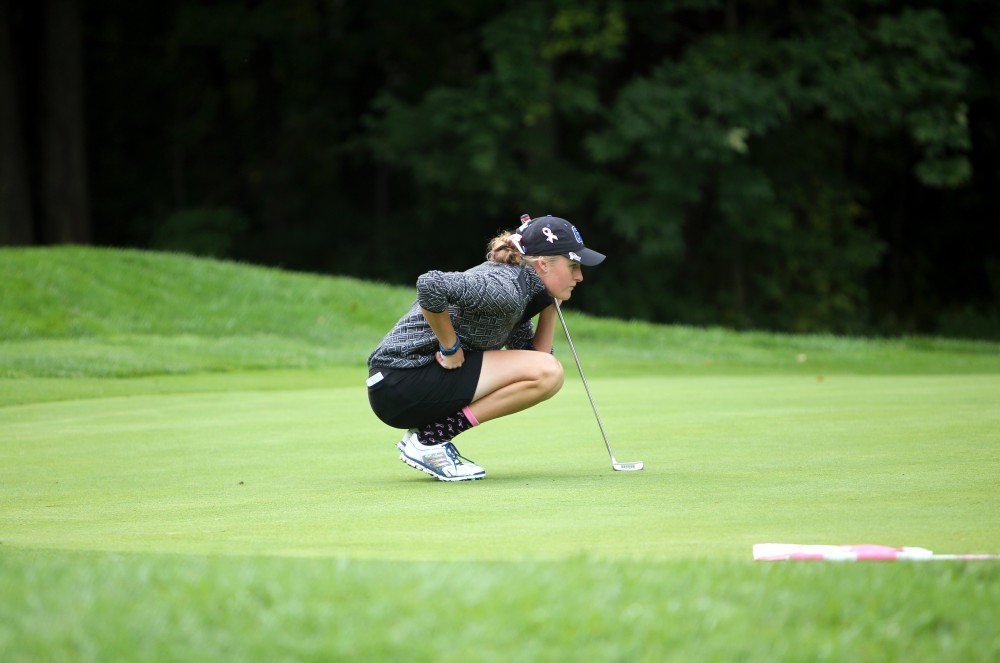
[513,215,606,266]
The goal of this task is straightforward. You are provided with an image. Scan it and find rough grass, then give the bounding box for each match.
[3,549,997,663]
[3,246,998,380]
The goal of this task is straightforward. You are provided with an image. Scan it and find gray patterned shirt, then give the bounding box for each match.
[367,261,549,369]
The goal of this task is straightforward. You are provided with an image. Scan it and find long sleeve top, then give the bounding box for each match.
[367,261,551,369]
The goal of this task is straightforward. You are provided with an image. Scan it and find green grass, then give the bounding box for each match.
[0,246,412,379]
[4,550,996,662]
[1,246,999,661]
[4,246,998,381]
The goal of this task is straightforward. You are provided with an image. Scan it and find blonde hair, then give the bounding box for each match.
[486,231,558,269]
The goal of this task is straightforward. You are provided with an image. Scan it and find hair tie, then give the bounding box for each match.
[508,233,526,255]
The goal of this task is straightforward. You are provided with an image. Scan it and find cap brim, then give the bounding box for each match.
[569,248,606,266]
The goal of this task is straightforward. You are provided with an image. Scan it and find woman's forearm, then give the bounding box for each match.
[532,304,557,352]
[420,307,459,348]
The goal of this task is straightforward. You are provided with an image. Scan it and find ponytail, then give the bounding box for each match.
[486,231,526,265]
[486,229,556,271]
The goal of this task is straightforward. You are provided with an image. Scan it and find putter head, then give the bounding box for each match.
[612,461,644,472]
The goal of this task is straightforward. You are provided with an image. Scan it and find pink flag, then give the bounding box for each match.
[753,543,1000,561]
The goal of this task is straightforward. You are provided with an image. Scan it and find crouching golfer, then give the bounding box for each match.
[366,214,606,481]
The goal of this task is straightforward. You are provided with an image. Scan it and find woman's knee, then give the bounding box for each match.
[475,350,564,403]
[537,353,564,396]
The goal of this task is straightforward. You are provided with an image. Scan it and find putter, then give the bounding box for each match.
[554,300,644,472]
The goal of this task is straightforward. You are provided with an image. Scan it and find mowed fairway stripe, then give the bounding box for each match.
[2,374,998,560]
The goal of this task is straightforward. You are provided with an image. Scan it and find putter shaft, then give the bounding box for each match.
[554,301,643,471]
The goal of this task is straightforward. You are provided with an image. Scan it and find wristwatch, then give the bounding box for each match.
[439,339,462,356]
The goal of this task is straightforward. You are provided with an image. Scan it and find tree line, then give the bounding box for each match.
[2,0,997,338]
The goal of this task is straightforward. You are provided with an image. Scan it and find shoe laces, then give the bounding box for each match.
[443,442,473,466]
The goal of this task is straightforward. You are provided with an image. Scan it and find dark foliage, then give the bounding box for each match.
[2,0,997,338]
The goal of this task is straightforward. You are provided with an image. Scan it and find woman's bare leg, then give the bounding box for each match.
[467,350,564,424]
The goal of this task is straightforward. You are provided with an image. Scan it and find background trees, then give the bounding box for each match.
[1,0,90,245]
[2,0,997,338]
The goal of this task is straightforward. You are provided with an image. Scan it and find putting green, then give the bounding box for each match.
[3,373,997,561]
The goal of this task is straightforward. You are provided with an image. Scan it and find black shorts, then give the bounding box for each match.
[367,352,485,429]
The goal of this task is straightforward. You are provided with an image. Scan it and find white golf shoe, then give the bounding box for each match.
[396,430,485,482]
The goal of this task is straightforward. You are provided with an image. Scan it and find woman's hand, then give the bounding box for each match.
[436,347,465,370]
[420,306,465,370]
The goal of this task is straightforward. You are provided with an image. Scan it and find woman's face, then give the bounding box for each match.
[538,256,584,301]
